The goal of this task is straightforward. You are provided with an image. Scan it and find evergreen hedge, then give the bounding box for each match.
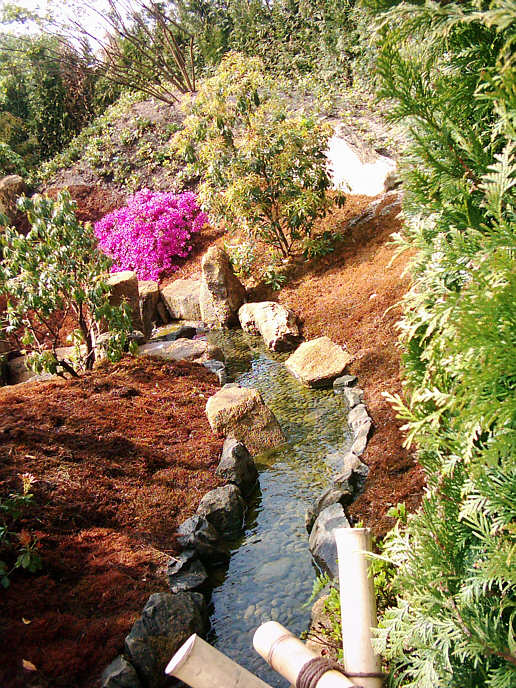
[362,1,516,686]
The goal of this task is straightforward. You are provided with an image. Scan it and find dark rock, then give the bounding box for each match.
[334,452,370,497]
[124,592,207,688]
[216,438,258,496]
[0,354,7,386]
[308,503,350,578]
[305,486,353,534]
[333,374,357,390]
[101,655,143,688]
[196,484,245,538]
[176,515,229,564]
[167,549,208,593]
[309,504,350,578]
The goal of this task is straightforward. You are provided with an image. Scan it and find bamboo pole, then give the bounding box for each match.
[165,633,273,688]
[335,528,383,688]
[253,621,355,688]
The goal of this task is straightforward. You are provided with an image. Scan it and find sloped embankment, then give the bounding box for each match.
[276,194,424,534]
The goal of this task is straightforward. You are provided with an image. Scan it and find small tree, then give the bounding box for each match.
[0,191,133,377]
[174,52,340,258]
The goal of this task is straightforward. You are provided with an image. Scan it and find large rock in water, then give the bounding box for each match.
[124,591,207,688]
[216,437,258,496]
[206,385,285,456]
[160,279,201,320]
[238,302,301,352]
[196,484,245,538]
[106,271,144,333]
[285,337,352,388]
[199,246,246,327]
[138,338,223,364]
[308,503,350,578]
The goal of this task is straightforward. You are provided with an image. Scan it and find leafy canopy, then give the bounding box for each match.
[174,52,340,258]
[0,191,134,376]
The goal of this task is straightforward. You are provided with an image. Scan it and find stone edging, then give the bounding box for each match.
[306,374,373,580]
[100,437,257,688]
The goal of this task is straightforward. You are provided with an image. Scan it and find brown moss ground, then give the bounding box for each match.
[274,195,425,534]
[0,356,223,688]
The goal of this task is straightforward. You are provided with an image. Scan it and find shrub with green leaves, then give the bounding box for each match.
[0,191,134,376]
[0,473,41,589]
[174,53,339,258]
[361,1,516,686]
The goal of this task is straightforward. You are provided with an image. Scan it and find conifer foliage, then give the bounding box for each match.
[364,1,516,686]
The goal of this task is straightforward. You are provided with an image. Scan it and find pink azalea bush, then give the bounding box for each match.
[94,189,208,281]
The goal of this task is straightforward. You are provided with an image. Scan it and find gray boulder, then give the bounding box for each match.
[124,592,207,688]
[333,374,357,390]
[167,549,208,593]
[342,387,364,409]
[309,503,350,578]
[305,485,353,534]
[348,403,372,433]
[160,279,202,320]
[199,246,246,327]
[216,438,258,496]
[176,514,229,564]
[196,484,245,538]
[351,421,372,456]
[101,656,142,688]
[203,359,227,385]
[238,301,301,352]
[138,338,223,364]
[334,452,370,497]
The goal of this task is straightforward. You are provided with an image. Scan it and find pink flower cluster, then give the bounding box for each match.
[94,189,207,281]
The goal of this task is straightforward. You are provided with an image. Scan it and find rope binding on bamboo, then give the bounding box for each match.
[295,656,385,688]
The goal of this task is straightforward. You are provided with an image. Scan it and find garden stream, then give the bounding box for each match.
[202,329,354,687]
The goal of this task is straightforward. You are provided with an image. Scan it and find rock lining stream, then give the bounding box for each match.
[204,329,354,687]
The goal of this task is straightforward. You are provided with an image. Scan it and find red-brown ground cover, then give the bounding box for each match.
[0,356,223,688]
[274,194,425,534]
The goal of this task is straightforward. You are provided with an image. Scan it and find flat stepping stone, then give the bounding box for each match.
[285,336,352,388]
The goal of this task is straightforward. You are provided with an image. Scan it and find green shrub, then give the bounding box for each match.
[0,192,134,376]
[174,53,339,258]
[0,474,41,588]
[0,141,27,176]
[362,1,516,686]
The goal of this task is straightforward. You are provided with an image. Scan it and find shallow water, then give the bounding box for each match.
[205,330,353,686]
